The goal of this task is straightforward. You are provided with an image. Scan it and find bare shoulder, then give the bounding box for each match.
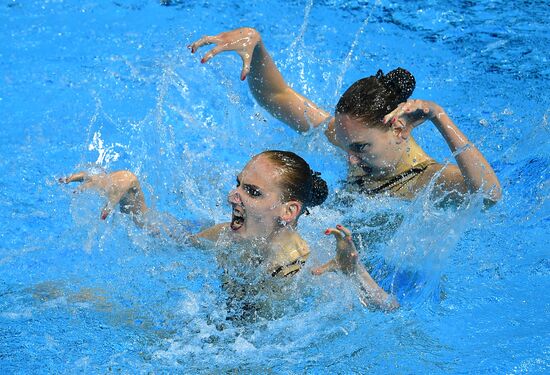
[269,231,310,276]
[324,117,341,148]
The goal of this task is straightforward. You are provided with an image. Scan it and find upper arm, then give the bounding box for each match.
[427,164,470,204]
[247,42,332,133]
[265,87,332,133]
[432,164,500,208]
[434,165,469,194]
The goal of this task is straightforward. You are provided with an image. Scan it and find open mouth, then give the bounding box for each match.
[230,206,245,231]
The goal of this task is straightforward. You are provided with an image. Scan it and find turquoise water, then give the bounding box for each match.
[1,0,549,373]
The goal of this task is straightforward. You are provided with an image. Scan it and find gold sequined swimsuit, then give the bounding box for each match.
[351,160,437,196]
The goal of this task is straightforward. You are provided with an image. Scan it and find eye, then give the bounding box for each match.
[236,177,241,187]
[350,143,370,153]
[244,184,262,197]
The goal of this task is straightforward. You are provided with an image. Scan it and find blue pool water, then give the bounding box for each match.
[1,0,549,373]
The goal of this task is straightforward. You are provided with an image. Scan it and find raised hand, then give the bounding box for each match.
[311,224,359,276]
[189,27,261,81]
[312,224,399,310]
[383,99,443,139]
[59,170,146,220]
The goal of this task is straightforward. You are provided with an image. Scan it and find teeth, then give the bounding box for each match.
[232,207,244,218]
[231,206,245,231]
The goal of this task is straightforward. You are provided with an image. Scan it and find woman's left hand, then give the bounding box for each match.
[311,224,359,276]
[59,170,145,220]
[383,99,443,139]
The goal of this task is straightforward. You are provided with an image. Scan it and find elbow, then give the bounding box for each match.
[383,296,400,312]
[483,182,502,207]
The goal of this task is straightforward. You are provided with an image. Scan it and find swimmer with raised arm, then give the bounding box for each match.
[60,150,396,311]
[189,28,501,205]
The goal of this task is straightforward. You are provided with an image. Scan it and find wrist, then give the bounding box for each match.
[428,102,445,121]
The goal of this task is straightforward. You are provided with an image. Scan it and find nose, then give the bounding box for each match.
[227,189,242,204]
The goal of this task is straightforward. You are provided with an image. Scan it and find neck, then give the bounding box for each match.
[354,137,431,181]
[243,225,295,255]
[391,137,431,176]
[267,224,296,243]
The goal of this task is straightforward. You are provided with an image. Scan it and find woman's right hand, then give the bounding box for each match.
[189,27,261,81]
[312,224,359,276]
[59,170,146,220]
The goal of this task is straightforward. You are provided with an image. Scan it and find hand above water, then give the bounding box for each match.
[383,99,444,139]
[59,170,147,220]
[312,224,359,276]
[312,224,399,310]
[189,27,261,81]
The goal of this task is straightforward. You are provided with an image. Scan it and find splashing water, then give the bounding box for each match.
[1,0,549,373]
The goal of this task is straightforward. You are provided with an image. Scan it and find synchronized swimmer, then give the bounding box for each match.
[60,150,398,314]
[190,27,501,206]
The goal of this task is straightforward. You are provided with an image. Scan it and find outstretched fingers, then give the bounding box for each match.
[335,224,352,241]
[200,45,223,64]
[383,99,431,125]
[333,224,360,274]
[59,171,88,184]
[325,227,342,239]
[325,224,353,244]
[188,35,217,54]
[314,225,360,277]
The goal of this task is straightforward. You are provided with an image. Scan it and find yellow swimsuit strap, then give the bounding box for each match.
[354,159,437,196]
[271,258,306,278]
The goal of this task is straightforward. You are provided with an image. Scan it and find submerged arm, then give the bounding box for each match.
[354,263,399,310]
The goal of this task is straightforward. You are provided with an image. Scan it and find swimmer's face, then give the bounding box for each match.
[334,113,406,173]
[227,155,290,241]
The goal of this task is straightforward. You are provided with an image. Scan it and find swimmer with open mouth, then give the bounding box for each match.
[61,150,397,310]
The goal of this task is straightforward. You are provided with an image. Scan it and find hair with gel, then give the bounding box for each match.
[335,67,416,128]
[259,150,328,212]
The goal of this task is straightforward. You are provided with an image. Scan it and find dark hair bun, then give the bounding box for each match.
[309,171,328,207]
[377,67,415,102]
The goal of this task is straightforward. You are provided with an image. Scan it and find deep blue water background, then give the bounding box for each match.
[1,0,549,373]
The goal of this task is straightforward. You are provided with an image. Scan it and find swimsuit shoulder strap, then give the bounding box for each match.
[271,258,306,278]
[355,159,437,196]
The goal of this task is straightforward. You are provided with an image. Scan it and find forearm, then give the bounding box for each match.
[431,107,502,202]
[247,40,331,132]
[118,179,196,244]
[355,264,399,311]
[137,211,203,246]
